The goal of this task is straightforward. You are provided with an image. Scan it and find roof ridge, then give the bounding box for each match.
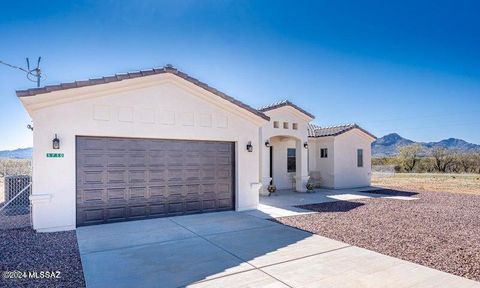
[258,99,315,119]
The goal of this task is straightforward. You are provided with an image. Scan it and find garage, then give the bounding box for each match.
[76,136,235,226]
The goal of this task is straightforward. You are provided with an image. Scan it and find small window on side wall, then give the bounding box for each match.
[283,122,289,129]
[357,149,363,167]
[273,121,279,128]
[292,123,298,130]
[320,148,328,158]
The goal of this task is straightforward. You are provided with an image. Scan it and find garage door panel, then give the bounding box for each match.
[129,170,147,184]
[107,188,127,201]
[81,170,105,186]
[202,200,216,210]
[77,137,234,226]
[185,201,202,212]
[83,209,105,224]
[107,154,127,168]
[185,168,200,180]
[106,138,129,151]
[107,170,127,185]
[107,207,127,221]
[150,203,167,216]
[81,154,105,167]
[128,206,147,218]
[128,154,147,167]
[82,138,105,151]
[150,186,167,198]
[82,189,104,203]
[167,169,183,182]
[218,198,233,208]
[130,187,148,199]
[168,202,185,214]
[148,169,167,183]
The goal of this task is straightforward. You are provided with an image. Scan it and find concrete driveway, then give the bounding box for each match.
[77,211,479,288]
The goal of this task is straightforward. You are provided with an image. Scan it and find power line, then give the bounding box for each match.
[0,60,28,73]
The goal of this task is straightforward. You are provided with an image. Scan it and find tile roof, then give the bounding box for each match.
[16,65,270,121]
[308,123,376,139]
[258,100,315,119]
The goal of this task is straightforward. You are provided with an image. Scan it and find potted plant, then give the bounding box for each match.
[306,181,315,193]
[267,184,277,196]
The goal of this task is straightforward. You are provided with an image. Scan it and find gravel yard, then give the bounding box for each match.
[0,228,85,287]
[275,190,480,282]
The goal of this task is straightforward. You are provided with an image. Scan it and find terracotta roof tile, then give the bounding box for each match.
[308,123,376,139]
[258,100,315,119]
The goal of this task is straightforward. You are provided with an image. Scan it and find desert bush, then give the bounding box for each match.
[373,151,480,174]
[0,159,32,177]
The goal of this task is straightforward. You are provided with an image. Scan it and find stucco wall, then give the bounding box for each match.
[270,137,296,190]
[308,137,335,188]
[333,129,373,188]
[27,76,264,232]
[259,106,311,193]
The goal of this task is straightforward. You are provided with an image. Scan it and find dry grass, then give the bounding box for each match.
[372,173,480,195]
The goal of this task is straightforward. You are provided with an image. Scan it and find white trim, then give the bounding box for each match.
[36,225,76,233]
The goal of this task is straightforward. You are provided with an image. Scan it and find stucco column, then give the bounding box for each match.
[259,136,272,196]
[295,139,309,192]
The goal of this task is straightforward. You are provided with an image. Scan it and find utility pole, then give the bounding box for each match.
[0,57,44,87]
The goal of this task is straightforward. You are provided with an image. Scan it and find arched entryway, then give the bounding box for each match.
[260,135,309,195]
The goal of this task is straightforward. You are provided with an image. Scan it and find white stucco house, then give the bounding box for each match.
[17,65,376,232]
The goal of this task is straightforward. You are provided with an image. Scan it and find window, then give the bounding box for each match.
[320,148,328,158]
[357,149,363,167]
[292,123,298,130]
[287,148,296,172]
[273,121,279,128]
[283,122,289,129]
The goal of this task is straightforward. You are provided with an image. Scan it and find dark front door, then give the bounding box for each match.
[269,146,273,185]
[76,136,235,226]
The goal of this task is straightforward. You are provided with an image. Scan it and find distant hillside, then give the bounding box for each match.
[0,147,32,159]
[372,133,480,157]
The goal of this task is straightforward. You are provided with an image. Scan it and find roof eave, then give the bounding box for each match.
[15,66,270,122]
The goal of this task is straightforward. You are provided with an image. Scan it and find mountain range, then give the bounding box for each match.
[0,147,33,159]
[372,133,480,157]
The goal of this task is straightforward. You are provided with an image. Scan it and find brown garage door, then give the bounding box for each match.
[76,136,235,226]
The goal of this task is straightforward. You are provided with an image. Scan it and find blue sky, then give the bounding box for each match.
[1,0,479,150]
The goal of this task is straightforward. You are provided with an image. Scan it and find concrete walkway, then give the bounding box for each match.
[77,211,479,288]
[246,187,419,218]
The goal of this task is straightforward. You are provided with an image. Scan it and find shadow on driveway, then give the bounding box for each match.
[76,211,346,288]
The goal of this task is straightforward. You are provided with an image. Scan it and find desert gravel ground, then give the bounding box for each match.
[0,228,85,288]
[275,189,480,282]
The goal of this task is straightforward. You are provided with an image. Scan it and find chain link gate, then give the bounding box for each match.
[0,160,32,230]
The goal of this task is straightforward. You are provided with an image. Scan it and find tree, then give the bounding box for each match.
[398,144,422,172]
[430,147,456,173]
[472,152,480,174]
[457,152,476,173]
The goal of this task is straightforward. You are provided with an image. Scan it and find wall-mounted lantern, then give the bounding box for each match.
[52,134,60,149]
[246,141,253,152]
[264,140,271,147]
[303,142,308,149]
